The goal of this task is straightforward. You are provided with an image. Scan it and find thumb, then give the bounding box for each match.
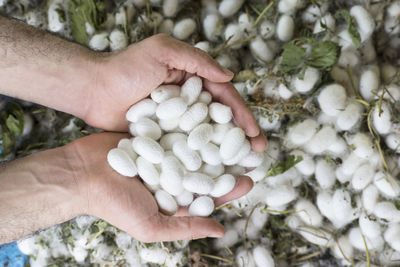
[150,34,234,83]
[149,214,225,241]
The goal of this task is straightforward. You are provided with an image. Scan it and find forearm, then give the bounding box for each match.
[0,15,98,120]
[0,146,85,243]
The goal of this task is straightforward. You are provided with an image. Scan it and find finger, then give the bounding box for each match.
[250,131,268,152]
[174,206,189,217]
[153,34,233,83]
[214,176,254,207]
[203,80,260,138]
[149,214,225,241]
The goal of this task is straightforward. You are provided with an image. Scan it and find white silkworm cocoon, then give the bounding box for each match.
[385,133,400,152]
[362,184,379,214]
[359,213,381,238]
[383,84,400,102]
[22,113,33,136]
[173,140,202,171]
[350,5,375,42]
[132,136,164,164]
[158,19,174,34]
[384,224,400,252]
[291,67,320,94]
[151,85,180,104]
[194,41,211,53]
[126,99,157,123]
[291,150,315,176]
[297,226,332,247]
[173,18,196,40]
[47,1,65,32]
[179,103,208,132]
[223,140,251,165]
[136,156,160,186]
[352,164,374,191]
[203,13,222,41]
[199,142,221,165]
[372,102,392,135]
[159,117,180,132]
[258,20,275,40]
[331,189,355,228]
[139,11,163,28]
[107,148,138,177]
[160,171,184,196]
[252,246,275,267]
[265,184,297,207]
[360,68,380,101]
[188,196,214,216]
[287,119,318,145]
[374,202,400,222]
[257,114,281,132]
[161,154,184,175]
[220,127,246,159]
[374,172,400,198]
[198,91,212,104]
[276,15,295,42]
[245,157,271,182]
[215,54,233,69]
[139,247,168,264]
[238,13,254,33]
[316,191,335,221]
[210,174,235,197]
[348,227,384,251]
[278,0,305,14]
[313,13,335,34]
[214,228,239,249]
[131,117,161,140]
[163,0,179,17]
[348,133,374,159]
[200,163,225,178]
[331,236,354,261]
[175,190,193,206]
[239,151,264,168]
[109,29,128,51]
[317,84,347,116]
[305,124,337,155]
[212,123,234,145]
[156,97,187,120]
[218,0,244,17]
[160,133,187,150]
[278,83,293,100]
[338,48,360,68]
[341,152,364,176]
[209,103,232,124]
[250,36,275,63]
[336,101,363,131]
[183,173,214,194]
[327,137,347,156]
[89,32,109,51]
[315,159,336,189]
[187,123,213,150]
[335,166,351,184]
[295,199,323,227]
[181,76,202,105]
[224,23,244,49]
[155,190,178,215]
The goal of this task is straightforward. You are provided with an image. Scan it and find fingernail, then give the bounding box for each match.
[208,232,225,238]
[222,67,234,77]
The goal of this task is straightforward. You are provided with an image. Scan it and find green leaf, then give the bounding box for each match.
[395,200,400,211]
[266,155,303,177]
[5,102,24,136]
[335,10,361,48]
[307,41,340,70]
[68,0,106,45]
[0,125,15,156]
[280,42,306,74]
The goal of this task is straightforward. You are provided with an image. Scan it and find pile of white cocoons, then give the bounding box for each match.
[107,76,263,217]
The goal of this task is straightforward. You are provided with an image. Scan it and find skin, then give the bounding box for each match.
[0,16,267,244]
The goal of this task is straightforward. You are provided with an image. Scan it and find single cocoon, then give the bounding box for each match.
[362,184,380,214]
[295,199,323,227]
[252,246,275,267]
[203,13,222,41]
[183,173,214,194]
[291,150,315,176]
[352,164,374,191]
[188,196,214,216]
[163,0,179,17]
[220,127,246,159]
[155,190,178,215]
[159,171,184,196]
[212,123,234,145]
[200,163,225,178]
[209,102,232,124]
[384,223,400,252]
[126,99,157,123]
[224,23,244,49]
[374,202,400,222]
[131,117,161,140]
[276,15,295,42]
[317,84,347,117]
[250,37,275,63]
[89,32,109,51]
[287,119,318,145]
[372,102,392,135]
[265,184,297,207]
[151,85,180,103]
[187,123,213,150]
[336,101,363,131]
[132,136,164,164]
[374,171,400,198]
[117,138,137,161]
[218,0,244,17]
[107,148,138,177]
[223,140,251,165]
[350,5,375,42]
[156,97,188,120]
[109,29,128,51]
[291,67,320,94]
[210,174,235,197]
[199,142,222,165]
[160,133,187,150]
[172,18,196,40]
[359,68,380,101]
[315,159,336,189]
[359,213,381,238]
[181,76,202,105]
[239,151,264,168]
[136,156,160,186]
[175,190,193,206]
[173,140,202,171]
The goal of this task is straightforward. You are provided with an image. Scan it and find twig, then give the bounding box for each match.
[252,1,275,28]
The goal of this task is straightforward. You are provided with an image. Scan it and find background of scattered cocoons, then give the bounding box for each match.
[1,0,400,266]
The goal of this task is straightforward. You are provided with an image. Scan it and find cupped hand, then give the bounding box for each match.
[69,132,254,242]
[85,33,267,152]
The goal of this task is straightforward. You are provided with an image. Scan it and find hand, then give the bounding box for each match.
[70,132,254,242]
[86,34,267,151]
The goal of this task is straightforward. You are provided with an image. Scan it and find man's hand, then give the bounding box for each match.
[88,34,266,151]
[0,132,254,243]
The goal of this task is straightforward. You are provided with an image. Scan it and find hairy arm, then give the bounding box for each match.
[0,144,84,243]
[0,15,97,121]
